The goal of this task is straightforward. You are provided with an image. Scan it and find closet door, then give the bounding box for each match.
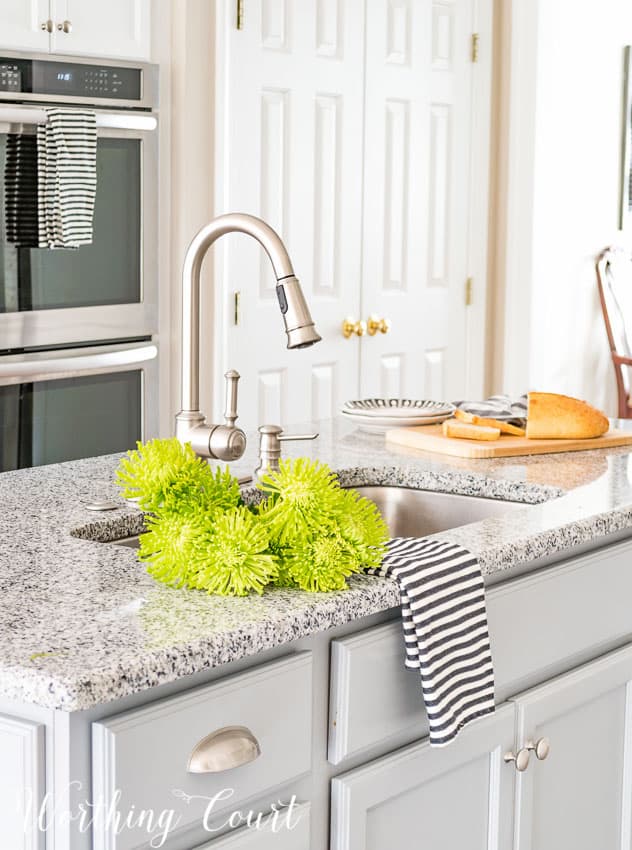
[214,0,365,426]
[359,0,492,401]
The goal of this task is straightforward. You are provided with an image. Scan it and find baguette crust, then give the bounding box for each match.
[526,392,609,440]
[442,420,501,441]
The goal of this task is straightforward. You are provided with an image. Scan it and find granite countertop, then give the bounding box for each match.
[3,417,632,712]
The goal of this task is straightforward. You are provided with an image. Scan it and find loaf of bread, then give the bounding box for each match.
[526,393,609,439]
[442,420,501,441]
[454,409,526,436]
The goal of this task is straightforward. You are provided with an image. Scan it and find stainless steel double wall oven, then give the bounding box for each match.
[0,50,158,471]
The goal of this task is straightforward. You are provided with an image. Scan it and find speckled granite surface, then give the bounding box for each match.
[3,416,632,711]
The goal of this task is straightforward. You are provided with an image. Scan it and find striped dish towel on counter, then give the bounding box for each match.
[368,537,495,746]
[37,108,97,249]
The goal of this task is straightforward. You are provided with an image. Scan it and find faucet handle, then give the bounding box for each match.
[223,370,240,428]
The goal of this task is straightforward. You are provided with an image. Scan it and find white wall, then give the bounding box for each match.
[498,0,632,415]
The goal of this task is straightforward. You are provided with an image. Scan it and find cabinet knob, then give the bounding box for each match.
[504,746,531,772]
[342,318,366,339]
[529,737,551,761]
[57,19,72,33]
[41,19,53,32]
[187,725,261,773]
[367,315,391,336]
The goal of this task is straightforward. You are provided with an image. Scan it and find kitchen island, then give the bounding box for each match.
[2,417,632,850]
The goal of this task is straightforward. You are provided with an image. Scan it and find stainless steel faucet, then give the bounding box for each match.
[175,213,322,461]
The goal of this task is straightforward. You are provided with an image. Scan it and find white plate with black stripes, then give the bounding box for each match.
[341,398,455,432]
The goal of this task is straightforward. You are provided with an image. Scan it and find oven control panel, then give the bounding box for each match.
[0,62,22,93]
[0,57,142,101]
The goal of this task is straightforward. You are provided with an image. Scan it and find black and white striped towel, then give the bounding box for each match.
[369,537,495,746]
[37,108,97,249]
[454,394,528,426]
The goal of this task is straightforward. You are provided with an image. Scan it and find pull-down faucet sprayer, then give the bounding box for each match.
[175,213,321,462]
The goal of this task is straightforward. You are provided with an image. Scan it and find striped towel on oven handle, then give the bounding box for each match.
[368,536,495,746]
[37,107,97,249]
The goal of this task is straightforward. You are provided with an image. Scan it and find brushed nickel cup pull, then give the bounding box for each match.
[504,747,531,772]
[187,725,261,773]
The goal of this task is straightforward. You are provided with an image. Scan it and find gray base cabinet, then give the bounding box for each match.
[2,538,632,848]
[511,645,632,850]
[331,704,516,850]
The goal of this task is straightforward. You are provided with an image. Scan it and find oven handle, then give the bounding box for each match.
[0,342,157,386]
[0,106,157,132]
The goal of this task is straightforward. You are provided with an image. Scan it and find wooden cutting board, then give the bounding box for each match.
[385,424,632,458]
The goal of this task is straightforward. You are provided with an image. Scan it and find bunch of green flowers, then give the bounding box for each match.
[257,458,388,592]
[116,440,388,597]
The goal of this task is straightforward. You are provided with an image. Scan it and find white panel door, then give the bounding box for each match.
[215,0,365,426]
[0,0,50,52]
[50,0,150,60]
[359,0,491,401]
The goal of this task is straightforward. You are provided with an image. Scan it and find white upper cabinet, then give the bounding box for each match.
[0,0,151,61]
[50,0,151,60]
[0,0,50,52]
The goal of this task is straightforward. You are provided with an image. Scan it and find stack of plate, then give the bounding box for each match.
[341,398,455,433]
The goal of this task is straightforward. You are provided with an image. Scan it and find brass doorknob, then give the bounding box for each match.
[342,319,367,339]
[367,315,391,336]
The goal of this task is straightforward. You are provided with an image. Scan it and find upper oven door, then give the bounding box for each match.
[0,106,157,348]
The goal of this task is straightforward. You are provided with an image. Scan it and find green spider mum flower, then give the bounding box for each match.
[257,458,341,546]
[116,438,241,515]
[189,506,278,597]
[138,509,204,588]
[284,530,361,592]
[334,488,389,570]
[116,438,213,512]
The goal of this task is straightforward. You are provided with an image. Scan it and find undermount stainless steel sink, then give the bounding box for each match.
[111,486,525,549]
[353,486,525,538]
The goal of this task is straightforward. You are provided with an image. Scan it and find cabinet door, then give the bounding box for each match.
[0,713,46,850]
[331,704,515,850]
[359,0,492,400]
[214,0,365,425]
[50,0,150,60]
[512,643,632,850]
[0,0,50,52]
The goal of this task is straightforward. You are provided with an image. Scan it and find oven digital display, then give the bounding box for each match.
[0,58,142,101]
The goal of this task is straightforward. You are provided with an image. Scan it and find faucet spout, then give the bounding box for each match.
[176,213,321,461]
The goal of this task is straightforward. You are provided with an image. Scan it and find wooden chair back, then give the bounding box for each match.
[596,247,632,418]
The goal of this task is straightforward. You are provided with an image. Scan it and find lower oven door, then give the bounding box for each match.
[0,340,157,471]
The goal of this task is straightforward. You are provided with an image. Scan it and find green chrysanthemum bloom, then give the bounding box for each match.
[284,530,361,592]
[116,437,215,512]
[139,509,204,587]
[189,506,278,597]
[334,488,389,570]
[257,458,341,546]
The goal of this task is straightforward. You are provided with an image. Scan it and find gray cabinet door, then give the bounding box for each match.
[512,643,632,850]
[331,704,515,850]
